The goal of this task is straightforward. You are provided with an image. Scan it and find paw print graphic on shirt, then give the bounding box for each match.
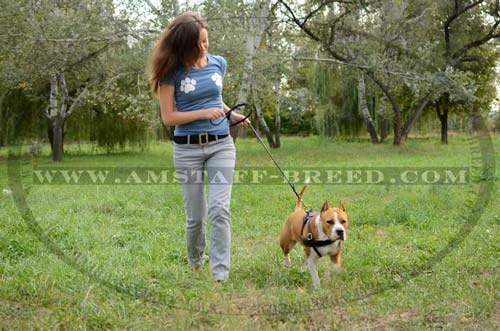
[211,73,223,87]
[180,77,196,94]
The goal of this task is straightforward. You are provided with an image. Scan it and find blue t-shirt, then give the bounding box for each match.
[160,54,229,135]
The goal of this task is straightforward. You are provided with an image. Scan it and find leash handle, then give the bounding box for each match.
[210,103,252,127]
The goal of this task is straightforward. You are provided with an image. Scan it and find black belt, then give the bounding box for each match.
[173,133,229,145]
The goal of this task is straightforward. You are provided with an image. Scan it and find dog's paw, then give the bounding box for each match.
[326,265,341,279]
[283,256,291,267]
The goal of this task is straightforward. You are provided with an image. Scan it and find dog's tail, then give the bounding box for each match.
[295,178,310,210]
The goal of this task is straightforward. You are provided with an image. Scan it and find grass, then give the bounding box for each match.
[0,135,499,330]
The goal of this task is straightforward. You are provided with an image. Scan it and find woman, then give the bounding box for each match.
[149,12,249,282]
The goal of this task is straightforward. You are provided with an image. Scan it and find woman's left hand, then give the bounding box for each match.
[230,112,251,127]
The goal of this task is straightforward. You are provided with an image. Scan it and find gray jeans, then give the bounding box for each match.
[173,136,236,281]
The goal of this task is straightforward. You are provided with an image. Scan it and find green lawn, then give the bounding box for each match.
[1,135,499,330]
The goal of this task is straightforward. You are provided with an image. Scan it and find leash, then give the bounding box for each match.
[213,103,338,250]
[212,103,311,210]
[247,122,308,206]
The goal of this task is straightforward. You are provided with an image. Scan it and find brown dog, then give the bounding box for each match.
[280,183,348,288]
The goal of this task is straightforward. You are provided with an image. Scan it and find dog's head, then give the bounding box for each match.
[319,200,348,241]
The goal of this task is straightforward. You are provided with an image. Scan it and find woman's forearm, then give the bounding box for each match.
[161,107,226,127]
[161,108,205,126]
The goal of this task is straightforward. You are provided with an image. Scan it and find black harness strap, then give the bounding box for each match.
[300,210,336,258]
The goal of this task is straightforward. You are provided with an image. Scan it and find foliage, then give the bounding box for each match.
[455,47,500,114]
[0,87,45,146]
[278,88,316,135]
[492,111,500,132]
[201,0,253,105]
[279,0,500,143]
[79,45,156,152]
[0,0,154,154]
[0,0,123,85]
[91,110,150,152]
[309,62,364,138]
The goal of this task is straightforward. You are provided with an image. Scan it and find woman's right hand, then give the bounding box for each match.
[201,107,225,120]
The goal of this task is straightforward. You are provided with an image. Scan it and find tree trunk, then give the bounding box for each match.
[252,82,275,147]
[400,91,433,140]
[377,95,388,142]
[230,0,271,141]
[357,74,379,143]
[363,71,403,145]
[47,73,62,160]
[471,111,484,132]
[274,96,281,148]
[393,108,403,145]
[230,44,253,141]
[51,116,64,162]
[45,72,87,161]
[272,63,281,149]
[253,112,260,134]
[48,119,54,149]
[436,96,448,145]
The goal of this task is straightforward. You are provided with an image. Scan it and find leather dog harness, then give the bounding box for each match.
[300,210,337,257]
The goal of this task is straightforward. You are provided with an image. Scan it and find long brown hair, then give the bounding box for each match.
[148,13,208,95]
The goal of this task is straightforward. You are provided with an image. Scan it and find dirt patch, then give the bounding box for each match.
[351,309,422,331]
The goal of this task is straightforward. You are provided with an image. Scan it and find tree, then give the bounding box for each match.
[201,0,284,145]
[0,0,132,161]
[230,0,274,141]
[279,0,500,144]
[435,1,500,142]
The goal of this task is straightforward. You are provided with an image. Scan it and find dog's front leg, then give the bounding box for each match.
[300,254,308,272]
[283,255,291,267]
[307,255,321,289]
[330,252,341,271]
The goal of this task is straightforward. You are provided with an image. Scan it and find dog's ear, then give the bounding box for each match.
[338,200,346,212]
[321,200,329,212]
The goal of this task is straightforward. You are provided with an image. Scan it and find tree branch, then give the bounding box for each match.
[445,0,484,27]
[294,56,424,80]
[278,0,320,42]
[401,91,434,138]
[364,70,402,120]
[444,0,483,59]
[64,71,139,118]
[63,39,124,74]
[32,29,133,43]
[458,55,483,63]
[144,0,162,18]
[59,73,69,118]
[302,1,334,26]
[451,19,500,61]
[66,87,89,118]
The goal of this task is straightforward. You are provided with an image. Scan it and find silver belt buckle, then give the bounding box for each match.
[198,132,209,146]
